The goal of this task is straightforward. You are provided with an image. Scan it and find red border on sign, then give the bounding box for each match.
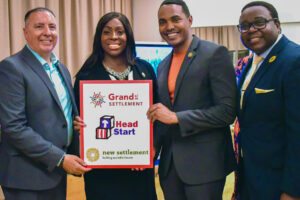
[80,80,153,169]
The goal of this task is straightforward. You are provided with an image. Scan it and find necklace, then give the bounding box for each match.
[103,64,131,80]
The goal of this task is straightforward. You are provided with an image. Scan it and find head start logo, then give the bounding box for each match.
[96,115,138,139]
[96,115,115,139]
[90,92,105,108]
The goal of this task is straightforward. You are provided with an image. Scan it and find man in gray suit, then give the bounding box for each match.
[0,7,90,200]
[147,0,236,199]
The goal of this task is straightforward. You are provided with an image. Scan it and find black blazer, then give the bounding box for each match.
[156,36,237,185]
[74,58,158,200]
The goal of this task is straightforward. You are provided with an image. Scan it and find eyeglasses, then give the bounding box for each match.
[237,18,277,33]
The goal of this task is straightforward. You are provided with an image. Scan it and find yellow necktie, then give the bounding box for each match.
[240,56,264,109]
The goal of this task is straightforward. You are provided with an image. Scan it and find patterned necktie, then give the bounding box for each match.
[240,56,264,109]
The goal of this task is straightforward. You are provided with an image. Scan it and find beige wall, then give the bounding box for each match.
[133,0,162,42]
[185,0,300,27]
[281,23,300,45]
[132,0,300,45]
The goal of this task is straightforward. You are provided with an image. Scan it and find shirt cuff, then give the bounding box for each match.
[57,153,66,167]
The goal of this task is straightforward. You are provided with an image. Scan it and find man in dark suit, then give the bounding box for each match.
[0,7,90,200]
[147,0,237,199]
[237,1,300,200]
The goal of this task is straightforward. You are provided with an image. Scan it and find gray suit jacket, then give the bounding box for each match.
[156,36,237,185]
[0,46,79,190]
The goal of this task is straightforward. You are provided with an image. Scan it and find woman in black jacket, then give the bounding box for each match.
[74,12,158,200]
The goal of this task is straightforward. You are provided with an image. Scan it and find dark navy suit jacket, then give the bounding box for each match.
[238,35,300,198]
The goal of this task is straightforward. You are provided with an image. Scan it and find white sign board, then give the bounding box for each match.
[80,80,153,168]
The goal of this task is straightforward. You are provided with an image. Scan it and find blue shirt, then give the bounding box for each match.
[26,45,73,146]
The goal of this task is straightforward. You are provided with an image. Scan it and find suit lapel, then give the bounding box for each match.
[237,58,252,112]
[132,65,144,80]
[159,54,173,109]
[242,35,288,110]
[96,64,114,80]
[56,62,78,116]
[21,47,63,113]
[173,37,198,104]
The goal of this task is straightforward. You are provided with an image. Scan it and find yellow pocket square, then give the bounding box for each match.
[255,88,275,94]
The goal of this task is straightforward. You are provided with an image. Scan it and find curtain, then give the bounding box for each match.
[0,0,133,80]
[192,26,246,51]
